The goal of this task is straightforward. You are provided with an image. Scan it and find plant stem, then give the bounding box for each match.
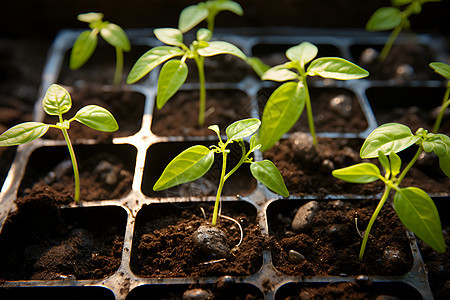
[61,128,80,202]
[432,81,450,133]
[378,24,402,62]
[396,146,423,186]
[212,150,227,226]
[195,55,206,127]
[359,184,391,260]
[301,76,317,146]
[114,47,124,85]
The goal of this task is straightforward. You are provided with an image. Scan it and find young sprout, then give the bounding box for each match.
[0,84,119,202]
[70,12,131,85]
[258,42,369,151]
[429,62,450,133]
[366,0,440,62]
[127,28,247,127]
[153,118,288,228]
[178,0,243,33]
[333,122,449,260]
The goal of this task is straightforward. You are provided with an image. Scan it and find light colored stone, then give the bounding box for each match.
[288,250,306,264]
[291,201,319,232]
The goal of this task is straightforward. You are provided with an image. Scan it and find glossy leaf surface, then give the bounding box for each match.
[226,118,260,142]
[178,4,209,33]
[286,42,318,67]
[0,122,49,146]
[307,57,369,80]
[332,163,382,183]
[197,41,246,60]
[73,105,119,132]
[156,60,188,109]
[259,82,306,152]
[250,160,289,197]
[100,23,131,51]
[153,145,214,191]
[43,84,72,116]
[70,30,98,70]
[430,62,450,79]
[154,28,184,47]
[261,65,298,82]
[394,187,446,253]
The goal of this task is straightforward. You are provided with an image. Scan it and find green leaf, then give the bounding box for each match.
[286,42,318,68]
[378,150,390,175]
[360,123,420,158]
[332,163,382,183]
[154,28,184,47]
[390,151,402,177]
[77,12,103,23]
[246,56,270,78]
[259,82,306,152]
[429,62,450,79]
[156,60,188,109]
[421,133,450,157]
[197,41,247,60]
[178,4,209,33]
[261,65,298,82]
[208,125,220,137]
[213,0,244,16]
[226,118,261,142]
[73,105,119,132]
[307,57,369,80]
[43,84,72,116]
[439,154,450,177]
[250,160,289,197]
[70,30,98,70]
[0,122,49,146]
[153,145,214,191]
[366,7,402,31]
[196,28,212,42]
[127,46,185,84]
[394,187,446,253]
[100,23,131,51]
[249,134,261,152]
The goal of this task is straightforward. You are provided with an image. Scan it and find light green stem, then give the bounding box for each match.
[195,55,206,127]
[114,47,124,85]
[396,146,423,186]
[61,128,80,202]
[359,184,392,260]
[212,150,227,226]
[301,76,317,147]
[432,81,450,133]
[378,24,402,62]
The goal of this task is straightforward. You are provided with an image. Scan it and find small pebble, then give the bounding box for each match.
[395,63,415,82]
[329,94,353,118]
[288,250,306,264]
[182,288,213,300]
[360,47,379,65]
[383,246,405,264]
[192,225,230,258]
[215,275,235,289]
[292,201,319,232]
[289,132,315,156]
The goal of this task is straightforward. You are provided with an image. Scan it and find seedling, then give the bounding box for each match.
[0,84,119,202]
[154,118,288,228]
[429,62,450,133]
[70,12,131,85]
[258,41,368,151]
[178,0,243,33]
[366,0,441,62]
[333,122,449,260]
[127,27,247,127]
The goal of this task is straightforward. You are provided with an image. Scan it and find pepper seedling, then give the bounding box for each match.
[258,41,369,151]
[70,12,131,85]
[366,0,441,62]
[127,27,247,127]
[429,62,450,133]
[0,84,119,202]
[153,118,288,256]
[332,122,449,260]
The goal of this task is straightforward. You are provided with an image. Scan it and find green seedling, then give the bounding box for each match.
[70,12,131,85]
[333,122,449,260]
[258,41,369,151]
[366,0,441,62]
[153,118,288,227]
[429,62,450,133]
[0,84,119,202]
[178,0,243,33]
[127,27,247,127]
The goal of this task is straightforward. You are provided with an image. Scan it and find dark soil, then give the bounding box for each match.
[352,42,441,82]
[0,193,126,280]
[258,87,369,134]
[264,136,450,197]
[151,89,253,136]
[130,202,265,278]
[18,144,135,203]
[43,85,145,141]
[268,199,414,276]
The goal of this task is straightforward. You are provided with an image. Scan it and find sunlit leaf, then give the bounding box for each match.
[0,122,49,146]
[178,4,209,33]
[307,57,369,80]
[429,62,450,79]
[77,12,103,23]
[156,60,188,109]
[73,105,119,132]
[212,0,244,16]
[261,65,298,82]
[246,56,270,78]
[42,84,72,116]
[154,28,184,47]
[70,30,98,70]
[394,187,446,253]
[250,160,289,197]
[153,145,214,191]
[197,41,246,60]
[286,42,318,68]
[332,163,382,183]
[366,7,402,31]
[100,23,131,51]
[226,118,261,141]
